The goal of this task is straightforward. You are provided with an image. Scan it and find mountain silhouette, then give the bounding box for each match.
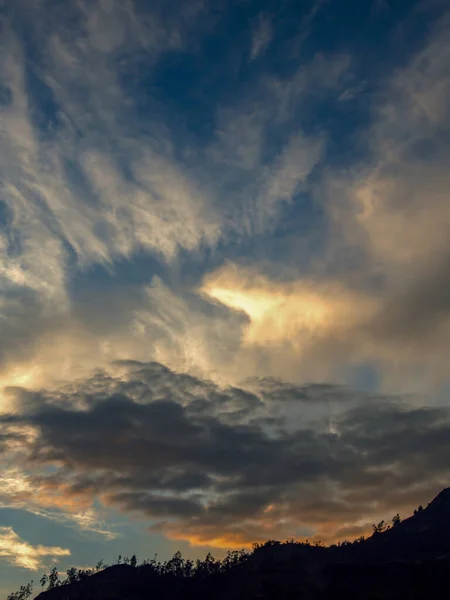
[358,487,450,561]
[14,487,450,600]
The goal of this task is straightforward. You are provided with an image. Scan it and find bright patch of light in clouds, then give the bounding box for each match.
[0,527,70,570]
[201,264,377,347]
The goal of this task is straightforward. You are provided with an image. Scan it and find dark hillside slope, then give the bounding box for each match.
[30,488,450,600]
[356,487,450,561]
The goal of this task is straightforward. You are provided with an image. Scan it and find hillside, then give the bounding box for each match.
[10,488,450,600]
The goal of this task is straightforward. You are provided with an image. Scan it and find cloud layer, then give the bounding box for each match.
[2,362,449,549]
[1,0,450,590]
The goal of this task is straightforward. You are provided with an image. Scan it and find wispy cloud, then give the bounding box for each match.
[321,10,450,390]
[0,0,347,400]
[0,1,221,306]
[0,526,70,570]
[250,14,273,61]
[0,0,339,310]
[0,467,117,540]
[2,4,446,390]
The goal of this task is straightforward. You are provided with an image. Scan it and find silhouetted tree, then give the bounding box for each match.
[66,567,79,584]
[78,568,93,580]
[195,552,219,578]
[48,567,60,589]
[6,581,33,600]
[372,520,388,534]
[392,513,401,527]
[95,559,105,572]
[164,551,186,577]
[39,574,48,590]
[222,549,248,571]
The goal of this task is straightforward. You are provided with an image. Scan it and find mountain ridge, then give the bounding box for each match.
[10,487,450,600]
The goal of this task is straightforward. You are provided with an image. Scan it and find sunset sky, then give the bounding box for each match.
[1,0,450,594]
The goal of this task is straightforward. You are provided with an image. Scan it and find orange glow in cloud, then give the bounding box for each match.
[0,468,93,513]
[169,531,255,549]
[162,512,375,550]
[35,485,94,513]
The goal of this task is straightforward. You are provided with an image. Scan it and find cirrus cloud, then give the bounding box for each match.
[0,526,70,571]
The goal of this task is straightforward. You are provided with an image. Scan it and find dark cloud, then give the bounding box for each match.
[368,255,450,342]
[104,491,204,518]
[0,430,27,454]
[0,82,13,107]
[2,361,450,546]
[243,376,367,403]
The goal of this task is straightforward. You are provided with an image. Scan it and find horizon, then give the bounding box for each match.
[1,0,450,595]
[8,487,450,599]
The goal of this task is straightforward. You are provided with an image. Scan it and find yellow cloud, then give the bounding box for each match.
[201,264,377,350]
[0,526,70,570]
[0,366,42,413]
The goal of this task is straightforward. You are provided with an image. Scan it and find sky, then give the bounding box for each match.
[1,0,450,594]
